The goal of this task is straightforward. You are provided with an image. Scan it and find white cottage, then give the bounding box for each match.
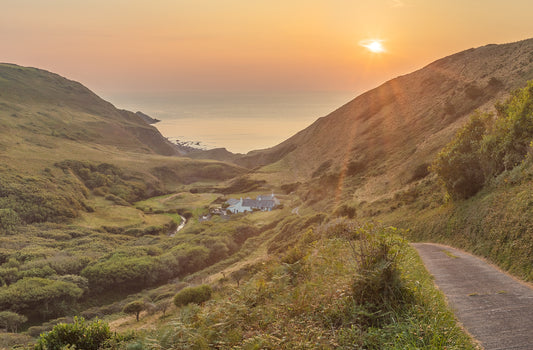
[226,194,280,214]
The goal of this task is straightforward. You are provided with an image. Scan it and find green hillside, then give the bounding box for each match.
[376,82,533,282]
[0,63,246,225]
[0,63,254,345]
[8,37,533,348]
[0,63,181,158]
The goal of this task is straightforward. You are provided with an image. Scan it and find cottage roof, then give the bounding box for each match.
[243,198,275,209]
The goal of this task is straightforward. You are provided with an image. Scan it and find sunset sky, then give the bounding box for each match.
[4,0,533,98]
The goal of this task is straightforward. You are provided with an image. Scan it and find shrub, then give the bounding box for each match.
[464,83,484,100]
[409,163,430,182]
[28,325,49,338]
[104,194,130,206]
[342,223,413,326]
[0,209,21,233]
[431,113,488,199]
[346,160,367,176]
[155,299,172,317]
[0,332,33,349]
[433,81,533,200]
[280,182,300,194]
[482,81,533,174]
[0,277,83,318]
[334,204,357,219]
[34,317,115,350]
[312,160,332,178]
[173,285,212,307]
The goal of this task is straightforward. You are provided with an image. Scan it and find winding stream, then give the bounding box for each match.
[170,215,186,237]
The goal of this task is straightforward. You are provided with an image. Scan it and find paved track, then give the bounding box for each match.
[413,243,533,350]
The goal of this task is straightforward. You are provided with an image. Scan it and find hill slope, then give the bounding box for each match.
[218,39,533,200]
[0,63,245,226]
[0,63,181,159]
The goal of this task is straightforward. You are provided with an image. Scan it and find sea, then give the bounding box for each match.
[105,91,357,154]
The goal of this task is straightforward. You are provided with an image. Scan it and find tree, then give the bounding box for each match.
[155,299,172,317]
[0,311,27,332]
[231,269,249,287]
[123,300,145,321]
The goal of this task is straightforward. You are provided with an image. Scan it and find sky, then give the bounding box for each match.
[4,0,533,98]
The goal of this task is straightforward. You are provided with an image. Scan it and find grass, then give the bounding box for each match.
[136,192,220,213]
[73,197,173,230]
[386,162,533,282]
[0,62,499,349]
[121,221,478,349]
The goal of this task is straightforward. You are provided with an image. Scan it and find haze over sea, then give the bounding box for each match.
[106,91,356,154]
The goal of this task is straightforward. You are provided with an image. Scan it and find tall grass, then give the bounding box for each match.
[124,220,477,349]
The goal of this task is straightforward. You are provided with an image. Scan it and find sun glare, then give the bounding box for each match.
[360,39,386,53]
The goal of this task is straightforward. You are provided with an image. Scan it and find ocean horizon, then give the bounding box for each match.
[105,91,357,154]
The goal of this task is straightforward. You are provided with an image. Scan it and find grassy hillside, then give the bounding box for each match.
[196,39,533,204]
[111,221,477,350]
[0,63,180,157]
[0,63,246,225]
[7,40,533,348]
[0,63,252,338]
[354,81,533,284]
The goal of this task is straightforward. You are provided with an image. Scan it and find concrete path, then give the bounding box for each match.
[413,243,533,350]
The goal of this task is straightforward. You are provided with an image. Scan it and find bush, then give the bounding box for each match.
[0,332,33,349]
[0,277,83,318]
[433,81,533,200]
[409,163,430,182]
[104,194,130,206]
[312,160,332,178]
[337,223,413,326]
[280,182,300,194]
[346,160,366,176]
[34,316,116,350]
[173,285,212,307]
[431,113,488,199]
[0,209,21,233]
[482,81,533,173]
[334,204,357,219]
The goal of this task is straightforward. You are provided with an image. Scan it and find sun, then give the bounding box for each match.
[359,39,386,53]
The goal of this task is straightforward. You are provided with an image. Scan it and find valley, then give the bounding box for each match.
[1,38,533,349]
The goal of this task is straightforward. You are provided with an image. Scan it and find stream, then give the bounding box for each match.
[170,215,186,237]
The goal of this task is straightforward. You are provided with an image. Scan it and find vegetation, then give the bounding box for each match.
[34,317,119,350]
[397,163,533,282]
[173,285,212,307]
[55,160,151,204]
[123,300,146,321]
[0,311,27,332]
[6,59,529,349]
[0,277,84,320]
[433,81,533,199]
[128,221,475,349]
[0,172,86,225]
